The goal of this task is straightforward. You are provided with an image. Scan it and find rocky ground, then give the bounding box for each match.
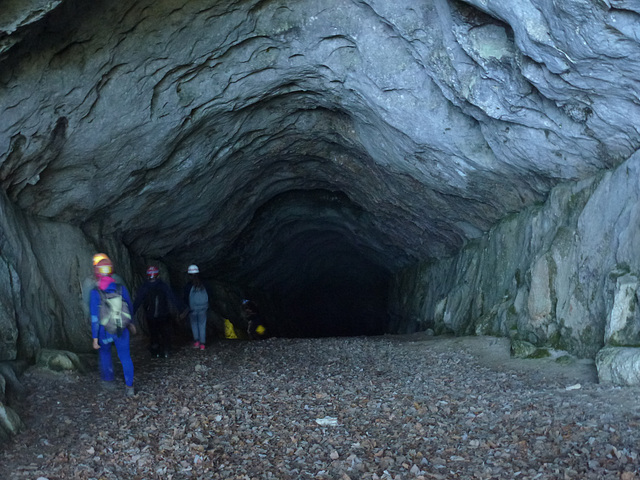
[2,333,640,480]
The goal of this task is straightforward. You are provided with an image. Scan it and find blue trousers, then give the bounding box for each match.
[190,310,207,344]
[98,328,134,387]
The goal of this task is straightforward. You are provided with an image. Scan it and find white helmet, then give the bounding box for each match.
[187,264,199,274]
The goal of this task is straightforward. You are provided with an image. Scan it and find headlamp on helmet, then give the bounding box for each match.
[147,266,159,279]
[94,258,113,278]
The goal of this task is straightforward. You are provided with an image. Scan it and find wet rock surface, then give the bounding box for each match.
[2,334,640,479]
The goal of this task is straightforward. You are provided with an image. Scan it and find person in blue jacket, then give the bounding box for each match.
[90,255,136,397]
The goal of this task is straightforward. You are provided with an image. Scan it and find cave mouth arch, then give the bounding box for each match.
[163,188,399,338]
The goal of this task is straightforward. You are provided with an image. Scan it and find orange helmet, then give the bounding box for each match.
[92,253,110,266]
[94,258,113,278]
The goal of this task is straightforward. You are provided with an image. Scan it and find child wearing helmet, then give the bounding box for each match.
[89,255,136,397]
[81,253,124,319]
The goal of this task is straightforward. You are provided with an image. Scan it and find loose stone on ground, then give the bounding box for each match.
[1,334,639,479]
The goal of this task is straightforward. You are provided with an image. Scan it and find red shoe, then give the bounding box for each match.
[199,344,205,351]
[193,341,200,348]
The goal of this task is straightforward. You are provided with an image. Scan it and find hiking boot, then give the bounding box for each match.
[102,380,118,391]
[125,385,135,397]
[193,341,200,348]
[199,344,205,351]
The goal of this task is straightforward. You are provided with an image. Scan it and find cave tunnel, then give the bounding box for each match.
[1,0,639,352]
[4,3,640,472]
[209,197,395,338]
[159,183,401,338]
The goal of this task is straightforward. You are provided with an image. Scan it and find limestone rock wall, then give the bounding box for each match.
[2,0,640,286]
[0,191,261,439]
[0,190,139,361]
[0,186,140,441]
[0,188,264,362]
[389,149,640,359]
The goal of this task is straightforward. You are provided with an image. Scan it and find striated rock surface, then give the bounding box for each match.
[1,0,639,297]
[0,0,639,384]
[0,0,63,56]
[604,274,640,347]
[597,346,640,386]
[389,149,640,361]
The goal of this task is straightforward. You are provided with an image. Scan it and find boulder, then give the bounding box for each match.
[596,347,640,386]
[0,402,23,442]
[510,340,537,358]
[36,349,83,372]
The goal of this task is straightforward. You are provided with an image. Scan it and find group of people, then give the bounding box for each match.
[88,253,265,397]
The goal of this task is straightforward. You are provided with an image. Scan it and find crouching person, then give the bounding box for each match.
[90,255,137,397]
[242,299,267,340]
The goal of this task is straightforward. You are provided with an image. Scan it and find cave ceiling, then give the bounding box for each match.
[1,0,639,289]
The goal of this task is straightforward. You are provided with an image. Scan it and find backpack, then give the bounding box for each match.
[98,285,132,336]
[189,285,209,311]
[144,282,169,319]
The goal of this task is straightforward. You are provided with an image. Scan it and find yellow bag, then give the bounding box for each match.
[224,319,238,339]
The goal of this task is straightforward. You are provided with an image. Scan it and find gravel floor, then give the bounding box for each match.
[2,334,640,480]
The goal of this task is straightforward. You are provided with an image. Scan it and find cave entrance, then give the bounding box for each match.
[274,253,391,338]
[189,189,397,339]
[254,232,391,337]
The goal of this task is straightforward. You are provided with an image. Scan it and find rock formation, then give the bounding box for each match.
[1,0,640,431]
[390,149,640,360]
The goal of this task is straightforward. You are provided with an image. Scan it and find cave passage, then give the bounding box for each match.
[172,246,393,339]
[156,189,402,337]
[269,242,392,338]
[0,0,635,345]
[283,275,391,338]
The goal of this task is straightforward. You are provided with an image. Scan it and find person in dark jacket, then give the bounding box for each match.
[133,266,181,358]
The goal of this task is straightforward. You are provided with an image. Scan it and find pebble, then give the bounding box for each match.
[2,335,640,480]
